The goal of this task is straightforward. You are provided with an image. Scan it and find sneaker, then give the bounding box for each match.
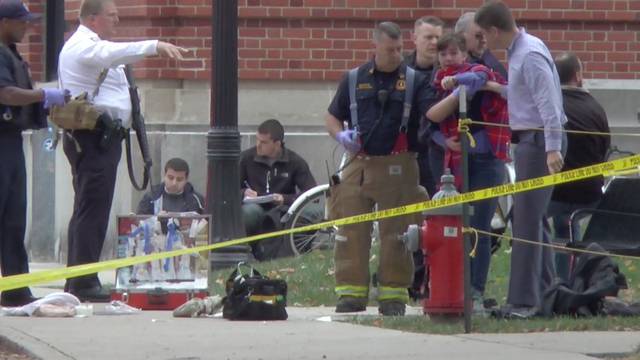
[491,304,539,319]
[378,300,405,316]
[472,297,488,317]
[471,290,487,316]
[508,305,539,319]
[335,296,367,313]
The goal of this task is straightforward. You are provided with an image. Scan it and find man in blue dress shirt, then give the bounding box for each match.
[475,1,567,317]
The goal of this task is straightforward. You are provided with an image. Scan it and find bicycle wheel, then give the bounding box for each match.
[285,189,335,256]
[490,161,515,254]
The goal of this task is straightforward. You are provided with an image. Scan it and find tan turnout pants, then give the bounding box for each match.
[329,151,428,301]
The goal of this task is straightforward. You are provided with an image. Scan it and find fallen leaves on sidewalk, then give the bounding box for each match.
[0,342,33,360]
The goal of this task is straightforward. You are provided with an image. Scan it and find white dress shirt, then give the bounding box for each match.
[58,25,158,128]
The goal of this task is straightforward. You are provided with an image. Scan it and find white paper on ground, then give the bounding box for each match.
[0,292,81,317]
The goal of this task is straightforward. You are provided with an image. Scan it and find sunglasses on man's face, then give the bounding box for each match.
[475,32,484,40]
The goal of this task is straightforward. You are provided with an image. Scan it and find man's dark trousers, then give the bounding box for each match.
[63,130,121,291]
[0,131,33,301]
[508,131,564,309]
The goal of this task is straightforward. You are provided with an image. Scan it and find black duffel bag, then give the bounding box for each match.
[222,263,288,321]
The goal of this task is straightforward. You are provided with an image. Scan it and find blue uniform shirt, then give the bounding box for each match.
[0,43,27,133]
[328,60,433,156]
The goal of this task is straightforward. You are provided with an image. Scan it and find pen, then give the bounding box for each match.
[266,171,271,194]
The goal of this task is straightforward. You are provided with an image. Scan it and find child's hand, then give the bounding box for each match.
[441,76,458,90]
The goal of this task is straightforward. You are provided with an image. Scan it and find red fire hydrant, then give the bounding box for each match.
[402,170,464,315]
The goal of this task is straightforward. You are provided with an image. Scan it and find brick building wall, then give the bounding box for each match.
[19,1,45,81]
[20,0,640,82]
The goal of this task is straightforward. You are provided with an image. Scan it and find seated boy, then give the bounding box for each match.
[137,158,205,215]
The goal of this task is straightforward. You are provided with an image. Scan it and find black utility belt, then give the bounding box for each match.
[511,128,539,144]
[511,125,566,144]
[71,123,126,138]
[355,150,413,158]
[68,115,126,152]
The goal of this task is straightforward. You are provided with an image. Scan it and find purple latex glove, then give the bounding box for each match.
[454,72,488,97]
[42,88,70,109]
[336,129,361,153]
[431,130,446,149]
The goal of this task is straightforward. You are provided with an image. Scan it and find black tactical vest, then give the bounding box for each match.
[0,44,45,130]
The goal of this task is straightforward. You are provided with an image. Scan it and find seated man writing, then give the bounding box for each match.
[240,119,317,260]
[137,158,205,215]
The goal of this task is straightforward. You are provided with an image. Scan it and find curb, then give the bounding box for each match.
[0,326,73,360]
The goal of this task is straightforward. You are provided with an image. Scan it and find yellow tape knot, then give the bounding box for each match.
[457,118,476,148]
[463,227,478,258]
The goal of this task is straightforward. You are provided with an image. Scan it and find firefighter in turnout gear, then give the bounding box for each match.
[326,22,433,316]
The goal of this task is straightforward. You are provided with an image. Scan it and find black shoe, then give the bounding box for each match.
[491,304,539,319]
[69,286,111,303]
[483,297,498,309]
[508,306,539,319]
[0,295,40,307]
[378,300,406,316]
[335,296,367,313]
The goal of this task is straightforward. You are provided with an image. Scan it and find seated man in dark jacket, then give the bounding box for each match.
[548,52,610,281]
[240,119,317,260]
[137,158,205,215]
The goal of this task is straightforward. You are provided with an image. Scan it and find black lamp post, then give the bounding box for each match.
[206,0,251,274]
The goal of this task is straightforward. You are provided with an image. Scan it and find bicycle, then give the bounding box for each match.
[280,183,333,256]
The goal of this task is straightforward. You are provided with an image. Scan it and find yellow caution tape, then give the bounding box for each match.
[1,154,640,292]
[604,167,640,177]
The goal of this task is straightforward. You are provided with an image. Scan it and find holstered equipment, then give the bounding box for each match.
[49,69,108,130]
[96,112,125,150]
[49,92,100,130]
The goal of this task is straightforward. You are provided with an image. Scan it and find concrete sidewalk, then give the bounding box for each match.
[1,264,638,360]
[1,304,638,360]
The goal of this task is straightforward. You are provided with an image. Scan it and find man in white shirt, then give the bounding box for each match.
[59,0,187,302]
